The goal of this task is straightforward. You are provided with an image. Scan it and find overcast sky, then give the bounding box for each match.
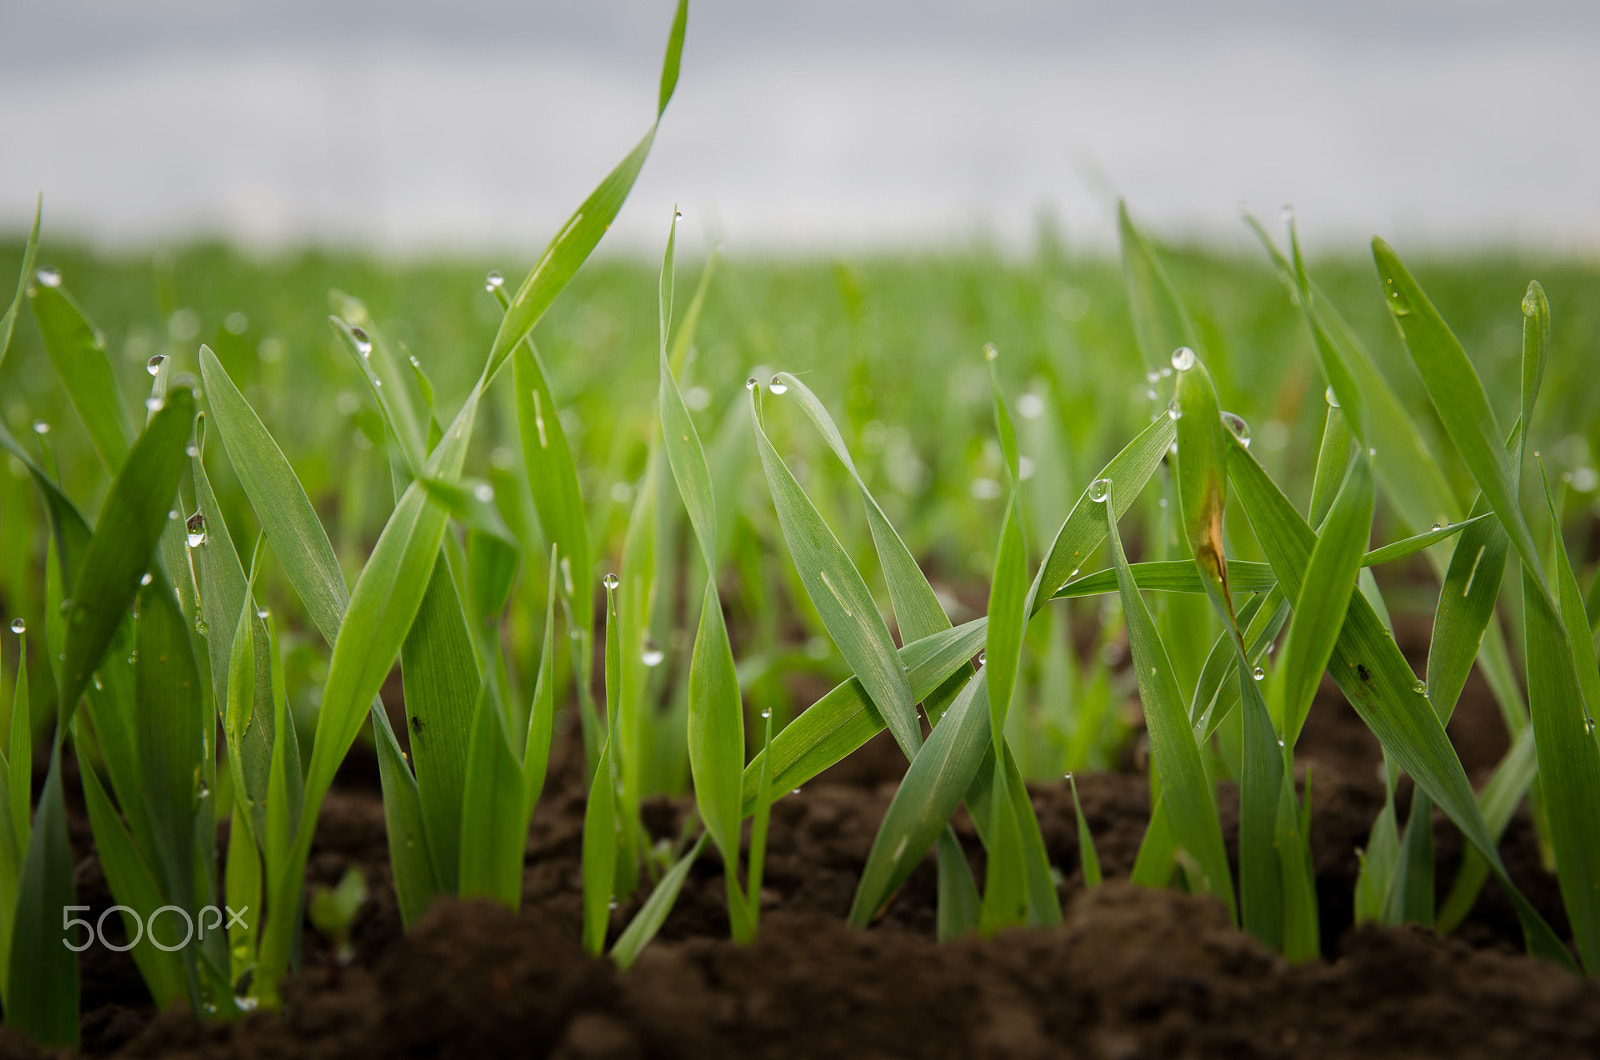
[3,0,1598,255]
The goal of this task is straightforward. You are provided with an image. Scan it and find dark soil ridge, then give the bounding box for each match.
[3,622,1597,1057]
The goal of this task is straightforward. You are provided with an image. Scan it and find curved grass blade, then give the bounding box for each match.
[611,834,707,970]
[740,619,987,812]
[58,388,194,723]
[487,0,687,379]
[1246,215,1458,534]
[29,277,134,476]
[1119,200,1196,372]
[750,386,919,758]
[1026,415,1176,617]
[0,196,39,367]
[1371,239,1544,592]
[1053,559,1276,600]
[1068,774,1102,887]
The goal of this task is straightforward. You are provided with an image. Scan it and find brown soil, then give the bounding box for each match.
[3,620,1599,1058]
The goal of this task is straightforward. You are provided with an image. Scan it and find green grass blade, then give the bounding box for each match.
[225,802,261,984]
[1439,726,1536,932]
[458,684,525,908]
[1052,560,1276,600]
[1371,239,1544,590]
[1281,452,1373,745]
[199,347,348,640]
[1522,468,1600,972]
[1118,200,1196,371]
[373,708,436,928]
[986,496,1028,748]
[134,572,205,919]
[1237,659,1284,949]
[1362,516,1486,567]
[850,670,988,927]
[6,743,78,1047]
[1519,281,1549,472]
[7,637,31,855]
[1026,416,1176,616]
[935,829,982,940]
[739,620,987,811]
[1308,400,1353,526]
[611,833,707,970]
[1228,437,1572,965]
[486,0,687,379]
[77,751,187,1007]
[582,582,623,956]
[0,196,39,367]
[58,389,194,723]
[1107,484,1236,919]
[192,431,277,841]
[28,277,134,476]
[400,561,481,893]
[1392,789,1435,926]
[1277,768,1318,961]
[522,548,560,831]
[1247,216,1458,533]
[1068,774,1102,887]
[750,387,920,758]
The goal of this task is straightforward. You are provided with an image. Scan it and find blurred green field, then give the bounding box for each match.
[3,233,1598,779]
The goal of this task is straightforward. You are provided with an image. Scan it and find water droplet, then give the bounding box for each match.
[1068,567,1080,580]
[146,354,166,376]
[641,639,665,667]
[603,572,620,591]
[1166,399,1182,421]
[1252,666,1265,681]
[1587,716,1597,735]
[195,612,209,635]
[1280,204,1295,223]
[760,709,772,720]
[1145,387,1158,401]
[970,477,1001,501]
[473,482,495,503]
[485,269,504,293]
[186,444,199,457]
[9,618,24,634]
[560,557,575,596]
[34,265,62,288]
[1160,366,1173,378]
[1368,448,1376,457]
[349,325,373,357]
[608,896,619,911]
[31,420,49,435]
[1018,456,1035,481]
[768,376,789,395]
[1170,346,1196,372]
[1145,370,1160,384]
[92,672,103,691]
[976,650,987,666]
[791,788,802,796]
[145,396,165,412]
[140,572,153,586]
[169,509,180,520]
[186,511,206,548]
[745,377,758,391]
[1325,386,1340,408]
[1413,679,1426,694]
[1221,411,1251,448]
[983,342,999,362]
[1063,771,1074,781]
[1431,522,1442,531]
[1088,478,1111,503]
[256,607,270,620]
[235,996,259,1013]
